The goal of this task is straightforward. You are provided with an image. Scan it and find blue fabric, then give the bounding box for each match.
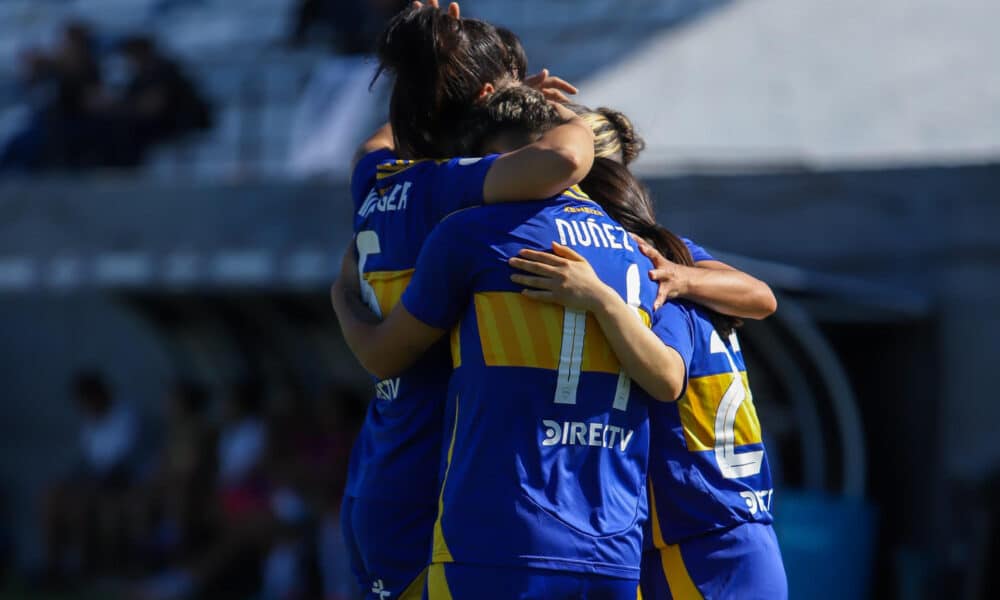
[647,303,775,545]
[429,563,639,600]
[403,194,659,578]
[342,495,436,599]
[640,523,787,600]
[681,237,714,263]
[342,151,499,596]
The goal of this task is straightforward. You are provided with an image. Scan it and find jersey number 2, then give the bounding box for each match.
[710,330,764,479]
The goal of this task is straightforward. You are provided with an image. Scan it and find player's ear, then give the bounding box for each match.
[477,82,495,100]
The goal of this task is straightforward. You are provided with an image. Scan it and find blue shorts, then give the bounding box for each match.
[341,495,437,599]
[426,563,639,600]
[639,523,787,600]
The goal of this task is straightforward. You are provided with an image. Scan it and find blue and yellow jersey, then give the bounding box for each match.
[401,195,660,579]
[646,302,774,546]
[344,149,500,505]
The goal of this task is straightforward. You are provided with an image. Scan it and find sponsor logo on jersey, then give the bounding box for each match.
[371,578,391,599]
[541,419,635,451]
[739,489,774,515]
[375,378,401,402]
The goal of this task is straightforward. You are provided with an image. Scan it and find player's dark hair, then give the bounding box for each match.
[458,84,562,154]
[495,26,527,81]
[374,6,516,157]
[580,158,739,336]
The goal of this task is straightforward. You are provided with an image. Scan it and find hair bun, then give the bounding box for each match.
[597,107,645,165]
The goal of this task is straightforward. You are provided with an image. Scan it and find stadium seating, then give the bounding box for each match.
[0,0,727,180]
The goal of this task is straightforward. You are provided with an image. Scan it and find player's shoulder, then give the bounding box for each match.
[654,299,698,331]
[374,156,441,184]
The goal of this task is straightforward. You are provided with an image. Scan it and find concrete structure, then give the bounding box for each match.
[580,0,1000,170]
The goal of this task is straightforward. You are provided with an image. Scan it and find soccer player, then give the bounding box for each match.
[341,6,584,599]
[508,158,788,599]
[333,86,665,599]
[573,105,777,320]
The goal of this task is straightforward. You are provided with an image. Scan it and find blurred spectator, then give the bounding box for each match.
[138,380,272,600]
[0,26,212,173]
[127,380,216,573]
[112,35,213,163]
[41,371,140,581]
[0,22,103,170]
[315,383,365,600]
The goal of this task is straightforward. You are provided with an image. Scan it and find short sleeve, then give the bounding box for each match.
[401,214,476,330]
[651,302,696,397]
[425,155,501,220]
[682,237,715,263]
[351,149,395,209]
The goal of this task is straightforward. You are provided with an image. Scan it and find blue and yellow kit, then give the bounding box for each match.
[641,301,786,599]
[343,150,501,599]
[401,195,661,597]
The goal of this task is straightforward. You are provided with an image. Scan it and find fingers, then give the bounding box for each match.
[510,273,556,290]
[525,68,577,103]
[515,248,566,267]
[428,0,440,8]
[649,268,672,282]
[551,242,585,261]
[524,69,547,87]
[635,237,668,267]
[543,75,578,95]
[541,88,572,104]
[509,256,561,277]
[448,2,459,18]
[653,284,668,311]
[412,1,422,8]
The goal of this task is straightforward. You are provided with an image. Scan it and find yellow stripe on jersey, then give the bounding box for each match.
[472,292,650,373]
[660,544,704,600]
[426,564,453,600]
[363,269,414,315]
[432,397,460,564]
[564,185,592,202]
[398,567,428,600]
[375,158,449,179]
[679,371,762,452]
[450,326,461,369]
[647,485,703,598]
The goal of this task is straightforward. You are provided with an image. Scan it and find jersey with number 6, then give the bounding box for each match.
[402,194,659,579]
[345,149,500,505]
[647,301,774,546]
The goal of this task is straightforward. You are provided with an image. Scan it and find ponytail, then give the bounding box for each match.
[580,158,739,336]
[373,6,513,157]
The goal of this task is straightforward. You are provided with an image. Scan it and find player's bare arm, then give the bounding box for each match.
[635,236,777,317]
[483,102,594,202]
[510,242,686,402]
[331,246,444,380]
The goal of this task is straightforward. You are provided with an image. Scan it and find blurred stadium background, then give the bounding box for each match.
[0,0,997,598]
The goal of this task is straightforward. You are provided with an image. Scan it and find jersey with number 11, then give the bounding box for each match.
[402,195,660,579]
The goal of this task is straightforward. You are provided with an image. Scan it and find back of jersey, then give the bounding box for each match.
[402,192,660,579]
[346,150,499,504]
[646,301,774,546]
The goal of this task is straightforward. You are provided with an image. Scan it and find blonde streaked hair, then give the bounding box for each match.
[570,105,646,166]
